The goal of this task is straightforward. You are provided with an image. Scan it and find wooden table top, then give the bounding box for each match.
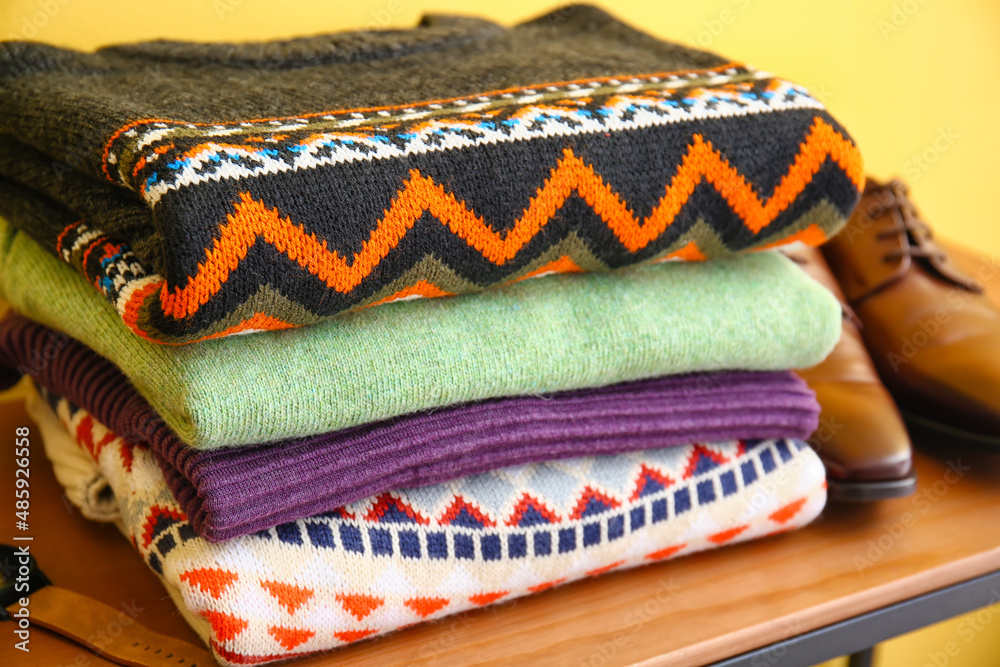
[2,242,1000,666]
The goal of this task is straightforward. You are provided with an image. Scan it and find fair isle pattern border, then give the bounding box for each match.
[42,395,826,664]
[101,64,825,206]
[56,221,156,323]
[249,439,808,564]
[60,113,861,344]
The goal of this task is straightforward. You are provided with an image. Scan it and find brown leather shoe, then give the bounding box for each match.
[789,247,916,501]
[823,178,1000,448]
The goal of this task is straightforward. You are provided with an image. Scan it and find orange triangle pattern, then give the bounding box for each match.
[364,279,455,309]
[268,626,315,651]
[768,497,808,524]
[211,640,304,665]
[200,610,248,642]
[142,117,861,320]
[708,525,750,544]
[202,313,299,340]
[512,255,584,283]
[468,591,509,606]
[335,594,384,621]
[122,281,301,344]
[654,240,707,263]
[334,629,378,643]
[586,560,626,577]
[645,544,687,561]
[404,597,450,618]
[755,223,827,251]
[527,578,567,593]
[180,568,239,599]
[260,580,314,616]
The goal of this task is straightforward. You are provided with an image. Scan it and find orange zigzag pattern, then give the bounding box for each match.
[153,117,862,319]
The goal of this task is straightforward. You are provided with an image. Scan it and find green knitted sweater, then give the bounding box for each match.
[0,219,839,448]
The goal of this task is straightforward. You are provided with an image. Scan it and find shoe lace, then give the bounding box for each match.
[863,179,981,293]
[869,180,948,263]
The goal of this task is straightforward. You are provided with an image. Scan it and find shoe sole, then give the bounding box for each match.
[902,411,1000,451]
[827,470,917,502]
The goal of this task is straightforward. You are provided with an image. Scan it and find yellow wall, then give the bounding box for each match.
[814,606,1000,667]
[3,1,1000,665]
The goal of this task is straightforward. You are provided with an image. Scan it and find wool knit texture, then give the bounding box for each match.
[30,397,119,522]
[29,390,827,665]
[0,5,863,343]
[0,217,841,448]
[3,313,819,540]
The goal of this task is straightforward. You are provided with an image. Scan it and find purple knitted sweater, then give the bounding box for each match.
[1,313,819,541]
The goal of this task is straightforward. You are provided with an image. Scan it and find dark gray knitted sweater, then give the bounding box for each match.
[0,4,861,343]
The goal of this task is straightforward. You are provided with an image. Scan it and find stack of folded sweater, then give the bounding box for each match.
[0,6,862,664]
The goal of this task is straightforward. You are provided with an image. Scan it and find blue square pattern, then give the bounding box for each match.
[148,552,162,575]
[369,528,393,556]
[305,522,336,549]
[558,528,576,553]
[630,506,646,531]
[534,531,552,556]
[508,533,527,559]
[651,498,668,523]
[696,479,716,504]
[454,533,475,560]
[674,488,691,515]
[719,470,738,497]
[481,534,502,561]
[607,514,625,541]
[759,448,776,473]
[427,532,448,559]
[775,439,793,462]
[583,522,602,546]
[308,469,778,565]
[398,530,421,558]
[276,522,303,545]
[155,534,176,556]
[339,525,364,553]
